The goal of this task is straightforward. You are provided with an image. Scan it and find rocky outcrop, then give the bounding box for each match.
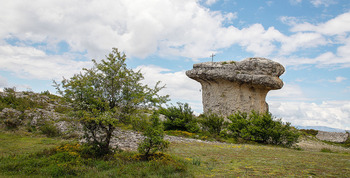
[186,57,285,115]
[316,131,349,143]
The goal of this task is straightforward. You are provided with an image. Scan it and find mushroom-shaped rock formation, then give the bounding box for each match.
[186,57,285,116]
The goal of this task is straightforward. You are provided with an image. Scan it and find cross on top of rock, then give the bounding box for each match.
[210,53,215,62]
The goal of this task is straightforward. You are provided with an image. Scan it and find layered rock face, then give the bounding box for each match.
[186,57,285,115]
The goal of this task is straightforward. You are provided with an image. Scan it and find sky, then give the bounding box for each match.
[0,0,349,130]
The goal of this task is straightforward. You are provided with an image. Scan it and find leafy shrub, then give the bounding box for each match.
[39,121,61,137]
[227,112,249,138]
[3,87,16,93]
[160,102,199,133]
[227,112,300,147]
[40,90,51,96]
[138,112,169,159]
[200,112,226,135]
[131,114,150,132]
[300,129,318,136]
[80,111,118,157]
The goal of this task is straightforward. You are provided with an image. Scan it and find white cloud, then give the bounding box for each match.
[289,0,302,5]
[329,76,347,83]
[310,0,337,7]
[0,45,91,80]
[267,83,307,101]
[0,0,318,62]
[266,1,273,6]
[291,12,350,35]
[135,65,202,111]
[280,16,300,26]
[205,0,218,6]
[279,32,327,55]
[275,37,350,68]
[0,0,350,80]
[0,0,245,60]
[269,101,350,130]
[0,75,7,88]
[237,24,285,56]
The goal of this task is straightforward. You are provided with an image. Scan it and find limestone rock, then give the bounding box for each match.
[316,131,349,143]
[186,57,285,115]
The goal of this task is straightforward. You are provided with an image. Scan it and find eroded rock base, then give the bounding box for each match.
[201,80,269,115]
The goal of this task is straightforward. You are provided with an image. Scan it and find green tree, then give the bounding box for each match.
[54,48,168,156]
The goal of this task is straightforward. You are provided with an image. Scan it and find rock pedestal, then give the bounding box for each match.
[186,57,285,116]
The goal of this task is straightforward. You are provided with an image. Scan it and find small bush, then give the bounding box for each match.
[200,112,226,135]
[3,87,16,93]
[227,112,300,147]
[39,121,61,137]
[138,112,169,159]
[161,102,199,133]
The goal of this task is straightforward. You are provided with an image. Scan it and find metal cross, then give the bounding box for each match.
[210,53,215,63]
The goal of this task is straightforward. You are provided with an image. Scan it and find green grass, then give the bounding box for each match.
[0,132,191,177]
[0,131,66,157]
[1,131,350,177]
[169,142,350,177]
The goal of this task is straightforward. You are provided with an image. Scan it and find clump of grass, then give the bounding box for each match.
[192,157,201,166]
[320,148,333,153]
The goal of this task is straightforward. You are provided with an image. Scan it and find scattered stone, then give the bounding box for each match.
[186,57,285,115]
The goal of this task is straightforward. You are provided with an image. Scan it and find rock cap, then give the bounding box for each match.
[186,57,285,89]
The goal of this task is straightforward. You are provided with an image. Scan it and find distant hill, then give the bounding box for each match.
[296,125,348,133]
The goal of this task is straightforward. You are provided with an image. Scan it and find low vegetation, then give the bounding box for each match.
[161,104,299,147]
[171,142,350,177]
[1,131,349,177]
[0,132,190,177]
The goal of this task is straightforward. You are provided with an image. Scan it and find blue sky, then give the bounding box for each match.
[0,0,349,130]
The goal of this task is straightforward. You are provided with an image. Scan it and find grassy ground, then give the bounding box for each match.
[0,131,191,177]
[1,131,349,177]
[170,142,350,177]
[0,131,67,157]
